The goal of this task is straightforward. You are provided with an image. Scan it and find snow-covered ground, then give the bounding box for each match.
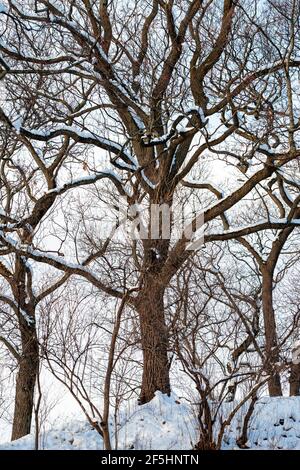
[220,396,300,450]
[238,397,300,450]
[0,393,197,450]
[1,394,300,450]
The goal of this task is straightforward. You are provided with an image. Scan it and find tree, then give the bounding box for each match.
[39,280,140,449]
[237,210,300,396]
[1,0,300,407]
[285,266,300,396]
[171,250,272,449]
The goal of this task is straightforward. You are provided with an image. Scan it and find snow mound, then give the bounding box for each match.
[0,392,197,450]
[222,397,300,450]
[247,397,300,450]
[0,420,103,450]
[3,395,300,450]
[117,392,197,450]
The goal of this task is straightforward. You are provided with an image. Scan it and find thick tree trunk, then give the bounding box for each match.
[261,269,282,396]
[11,318,39,440]
[11,256,39,441]
[137,279,170,404]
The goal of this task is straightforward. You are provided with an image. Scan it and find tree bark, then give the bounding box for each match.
[261,268,282,396]
[289,363,300,396]
[11,256,39,441]
[195,396,216,450]
[137,278,170,404]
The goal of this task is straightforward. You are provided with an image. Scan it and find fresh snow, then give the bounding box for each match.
[116,393,197,450]
[141,170,156,190]
[0,392,197,450]
[0,420,102,451]
[222,397,300,450]
[2,393,300,450]
[258,143,272,152]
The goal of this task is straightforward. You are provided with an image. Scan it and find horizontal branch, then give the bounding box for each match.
[205,219,300,242]
[0,231,124,300]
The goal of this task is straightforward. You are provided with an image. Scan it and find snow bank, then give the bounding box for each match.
[247,397,300,450]
[117,392,197,450]
[0,392,197,450]
[222,397,300,450]
[0,421,103,450]
[2,395,300,450]
[0,420,103,450]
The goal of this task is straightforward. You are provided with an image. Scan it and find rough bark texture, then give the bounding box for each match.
[195,438,217,450]
[289,363,300,396]
[195,397,216,450]
[261,269,282,396]
[11,318,39,440]
[137,276,170,404]
[11,256,39,441]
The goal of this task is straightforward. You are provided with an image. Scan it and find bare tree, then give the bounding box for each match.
[0,0,300,409]
[171,250,285,449]
[39,280,139,449]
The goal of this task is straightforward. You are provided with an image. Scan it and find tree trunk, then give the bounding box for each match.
[195,396,216,450]
[11,256,39,441]
[289,363,300,396]
[261,269,282,396]
[137,278,170,404]
[11,317,39,440]
[236,393,258,448]
[195,437,217,450]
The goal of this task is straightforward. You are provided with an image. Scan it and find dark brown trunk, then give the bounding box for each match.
[137,279,170,404]
[261,269,282,396]
[236,394,258,449]
[11,256,39,441]
[195,438,217,450]
[11,318,39,440]
[195,397,216,450]
[289,363,300,396]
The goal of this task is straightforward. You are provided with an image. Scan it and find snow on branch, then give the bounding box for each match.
[0,294,35,327]
[48,171,128,197]
[0,230,124,299]
[19,125,137,169]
